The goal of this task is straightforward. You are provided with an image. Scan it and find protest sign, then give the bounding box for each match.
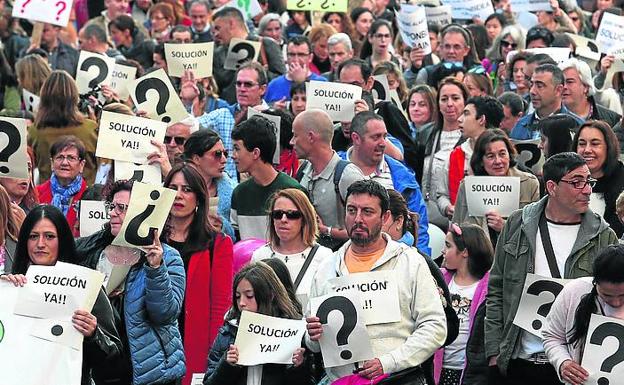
[129,68,189,124]
[328,270,401,325]
[306,81,362,122]
[22,88,40,115]
[114,160,162,186]
[581,314,624,385]
[509,0,551,12]
[112,182,176,249]
[506,47,571,64]
[390,89,408,119]
[465,176,520,217]
[566,33,601,62]
[372,74,391,102]
[109,64,137,101]
[224,38,262,70]
[12,0,73,27]
[235,311,306,365]
[286,0,348,12]
[513,274,569,338]
[0,117,29,179]
[440,0,494,20]
[76,51,115,94]
[425,6,453,26]
[596,12,624,58]
[0,281,83,385]
[395,6,431,53]
[602,58,624,91]
[165,42,214,78]
[247,108,281,164]
[96,111,167,164]
[513,138,545,175]
[310,290,374,367]
[222,0,263,18]
[79,200,110,237]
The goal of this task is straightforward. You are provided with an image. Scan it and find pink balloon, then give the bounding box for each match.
[232,238,266,274]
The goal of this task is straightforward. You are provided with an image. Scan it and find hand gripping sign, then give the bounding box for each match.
[76,51,115,94]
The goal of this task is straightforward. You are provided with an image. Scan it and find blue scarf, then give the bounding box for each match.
[50,173,83,216]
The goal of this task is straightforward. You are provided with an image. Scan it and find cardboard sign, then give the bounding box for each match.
[328,271,401,325]
[512,274,569,338]
[582,314,624,385]
[22,89,40,115]
[440,0,494,20]
[507,47,572,64]
[222,0,263,19]
[165,42,214,78]
[286,0,348,12]
[76,51,115,94]
[235,311,306,365]
[596,12,624,58]
[12,0,74,27]
[224,38,261,71]
[0,117,29,179]
[109,64,137,101]
[372,74,391,102]
[465,176,520,217]
[566,34,601,62]
[509,0,551,12]
[247,108,281,164]
[128,68,188,124]
[395,6,431,53]
[306,81,362,122]
[425,6,453,26]
[111,182,176,249]
[96,111,167,164]
[114,160,162,185]
[310,291,374,367]
[602,58,624,91]
[512,139,545,175]
[79,200,110,237]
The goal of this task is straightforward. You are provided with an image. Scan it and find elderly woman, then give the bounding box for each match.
[148,2,176,43]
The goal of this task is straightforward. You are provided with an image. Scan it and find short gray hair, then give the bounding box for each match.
[328,33,352,52]
[559,58,596,97]
[258,13,282,35]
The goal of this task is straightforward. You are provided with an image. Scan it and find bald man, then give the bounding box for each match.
[292,109,365,247]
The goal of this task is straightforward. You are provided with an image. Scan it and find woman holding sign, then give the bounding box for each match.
[452,129,539,245]
[1,205,122,385]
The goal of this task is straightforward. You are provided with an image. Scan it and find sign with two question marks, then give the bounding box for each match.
[582,314,624,385]
[111,182,176,249]
[310,291,374,367]
[96,111,167,164]
[12,0,74,27]
[75,51,115,94]
[129,69,188,124]
[164,42,214,78]
[109,64,137,101]
[114,160,162,186]
[286,0,347,12]
[79,200,110,237]
[0,117,29,179]
[224,39,261,71]
[234,311,307,365]
[512,139,545,175]
[513,274,569,338]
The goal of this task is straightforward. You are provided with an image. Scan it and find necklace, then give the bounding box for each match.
[270,247,309,263]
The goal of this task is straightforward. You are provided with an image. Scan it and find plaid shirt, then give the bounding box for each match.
[196,107,237,181]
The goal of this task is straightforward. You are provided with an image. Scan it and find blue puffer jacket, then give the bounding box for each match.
[125,244,186,385]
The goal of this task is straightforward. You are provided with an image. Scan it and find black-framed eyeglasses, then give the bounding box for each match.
[104,202,129,214]
[271,209,303,220]
[52,154,81,163]
[559,178,597,190]
[164,136,186,146]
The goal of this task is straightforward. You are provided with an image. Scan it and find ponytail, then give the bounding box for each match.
[569,284,598,347]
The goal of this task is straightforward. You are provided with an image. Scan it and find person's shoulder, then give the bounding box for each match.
[276,172,304,188]
[311,73,327,81]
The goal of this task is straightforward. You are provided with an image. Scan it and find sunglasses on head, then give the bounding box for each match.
[164,136,186,146]
[442,61,465,70]
[271,209,303,220]
[468,66,486,75]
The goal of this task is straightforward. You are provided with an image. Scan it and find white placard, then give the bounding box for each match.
[114,160,162,185]
[395,6,431,53]
[22,88,40,115]
[512,274,569,338]
[306,81,362,122]
[440,0,494,20]
[191,373,205,385]
[109,64,137,101]
[224,38,262,70]
[165,42,214,78]
[79,200,110,237]
[0,117,29,179]
[328,271,401,325]
[96,111,167,164]
[509,0,551,12]
[512,139,545,176]
[596,12,624,58]
[581,314,624,385]
[235,311,306,365]
[12,0,74,27]
[566,34,601,62]
[372,74,391,102]
[221,0,263,19]
[507,47,571,65]
[465,176,520,217]
[111,182,176,249]
[310,290,374,367]
[247,108,281,164]
[425,6,453,26]
[128,68,189,124]
[76,51,115,94]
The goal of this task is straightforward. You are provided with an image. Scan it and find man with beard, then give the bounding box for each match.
[305,179,447,383]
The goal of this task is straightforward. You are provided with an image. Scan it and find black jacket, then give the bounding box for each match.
[595,161,624,237]
[589,96,621,128]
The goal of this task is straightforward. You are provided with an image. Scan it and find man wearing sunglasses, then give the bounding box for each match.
[485,152,617,385]
[148,116,197,177]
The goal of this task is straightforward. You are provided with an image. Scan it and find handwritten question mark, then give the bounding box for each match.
[21,0,33,13]
[589,321,624,385]
[130,169,145,182]
[515,143,543,171]
[0,121,22,174]
[231,42,256,69]
[372,79,387,101]
[55,1,67,20]
[526,280,564,330]
[320,0,331,9]
[80,57,109,89]
[135,78,171,123]
[124,190,160,246]
[316,295,358,360]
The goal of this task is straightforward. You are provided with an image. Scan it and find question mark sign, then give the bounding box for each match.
[589,321,624,385]
[316,296,357,360]
[515,143,542,171]
[372,79,386,101]
[135,78,171,123]
[21,0,32,13]
[526,280,564,330]
[130,169,145,182]
[80,57,109,89]
[0,121,22,174]
[231,42,256,69]
[124,190,160,246]
[55,1,67,20]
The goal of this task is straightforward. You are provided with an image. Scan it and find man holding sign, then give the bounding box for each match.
[485,153,617,383]
[306,180,446,382]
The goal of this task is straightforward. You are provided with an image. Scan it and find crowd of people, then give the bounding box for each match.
[1,0,624,384]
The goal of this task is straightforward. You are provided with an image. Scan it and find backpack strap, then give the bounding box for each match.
[295,160,309,182]
[333,159,350,205]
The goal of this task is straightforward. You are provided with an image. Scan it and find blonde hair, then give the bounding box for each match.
[0,185,21,244]
[15,54,52,95]
[268,188,318,248]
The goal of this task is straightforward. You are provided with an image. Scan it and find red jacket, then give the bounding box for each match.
[183,234,234,385]
[448,146,467,205]
[37,179,87,237]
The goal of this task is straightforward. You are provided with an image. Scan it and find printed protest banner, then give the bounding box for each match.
[224,38,261,70]
[79,200,110,237]
[506,47,571,64]
[128,68,188,124]
[12,0,74,27]
[306,81,362,122]
[395,6,431,53]
[425,6,453,26]
[286,0,348,12]
[465,176,520,217]
[581,314,624,385]
[0,117,29,179]
[596,12,624,58]
[76,51,115,94]
[510,0,551,12]
[114,160,162,186]
[513,274,569,338]
[441,0,494,20]
[165,42,214,77]
[247,107,281,164]
[109,64,137,101]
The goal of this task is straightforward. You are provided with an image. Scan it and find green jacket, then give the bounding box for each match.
[484,196,617,374]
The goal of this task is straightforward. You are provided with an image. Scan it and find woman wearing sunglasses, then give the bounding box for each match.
[183,129,237,240]
[484,25,526,96]
[252,188,332,300]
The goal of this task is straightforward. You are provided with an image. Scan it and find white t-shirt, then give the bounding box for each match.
[443,276,479,369]
[589,192,606,217]
[518,220,581,358]
[423,130,462,194]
